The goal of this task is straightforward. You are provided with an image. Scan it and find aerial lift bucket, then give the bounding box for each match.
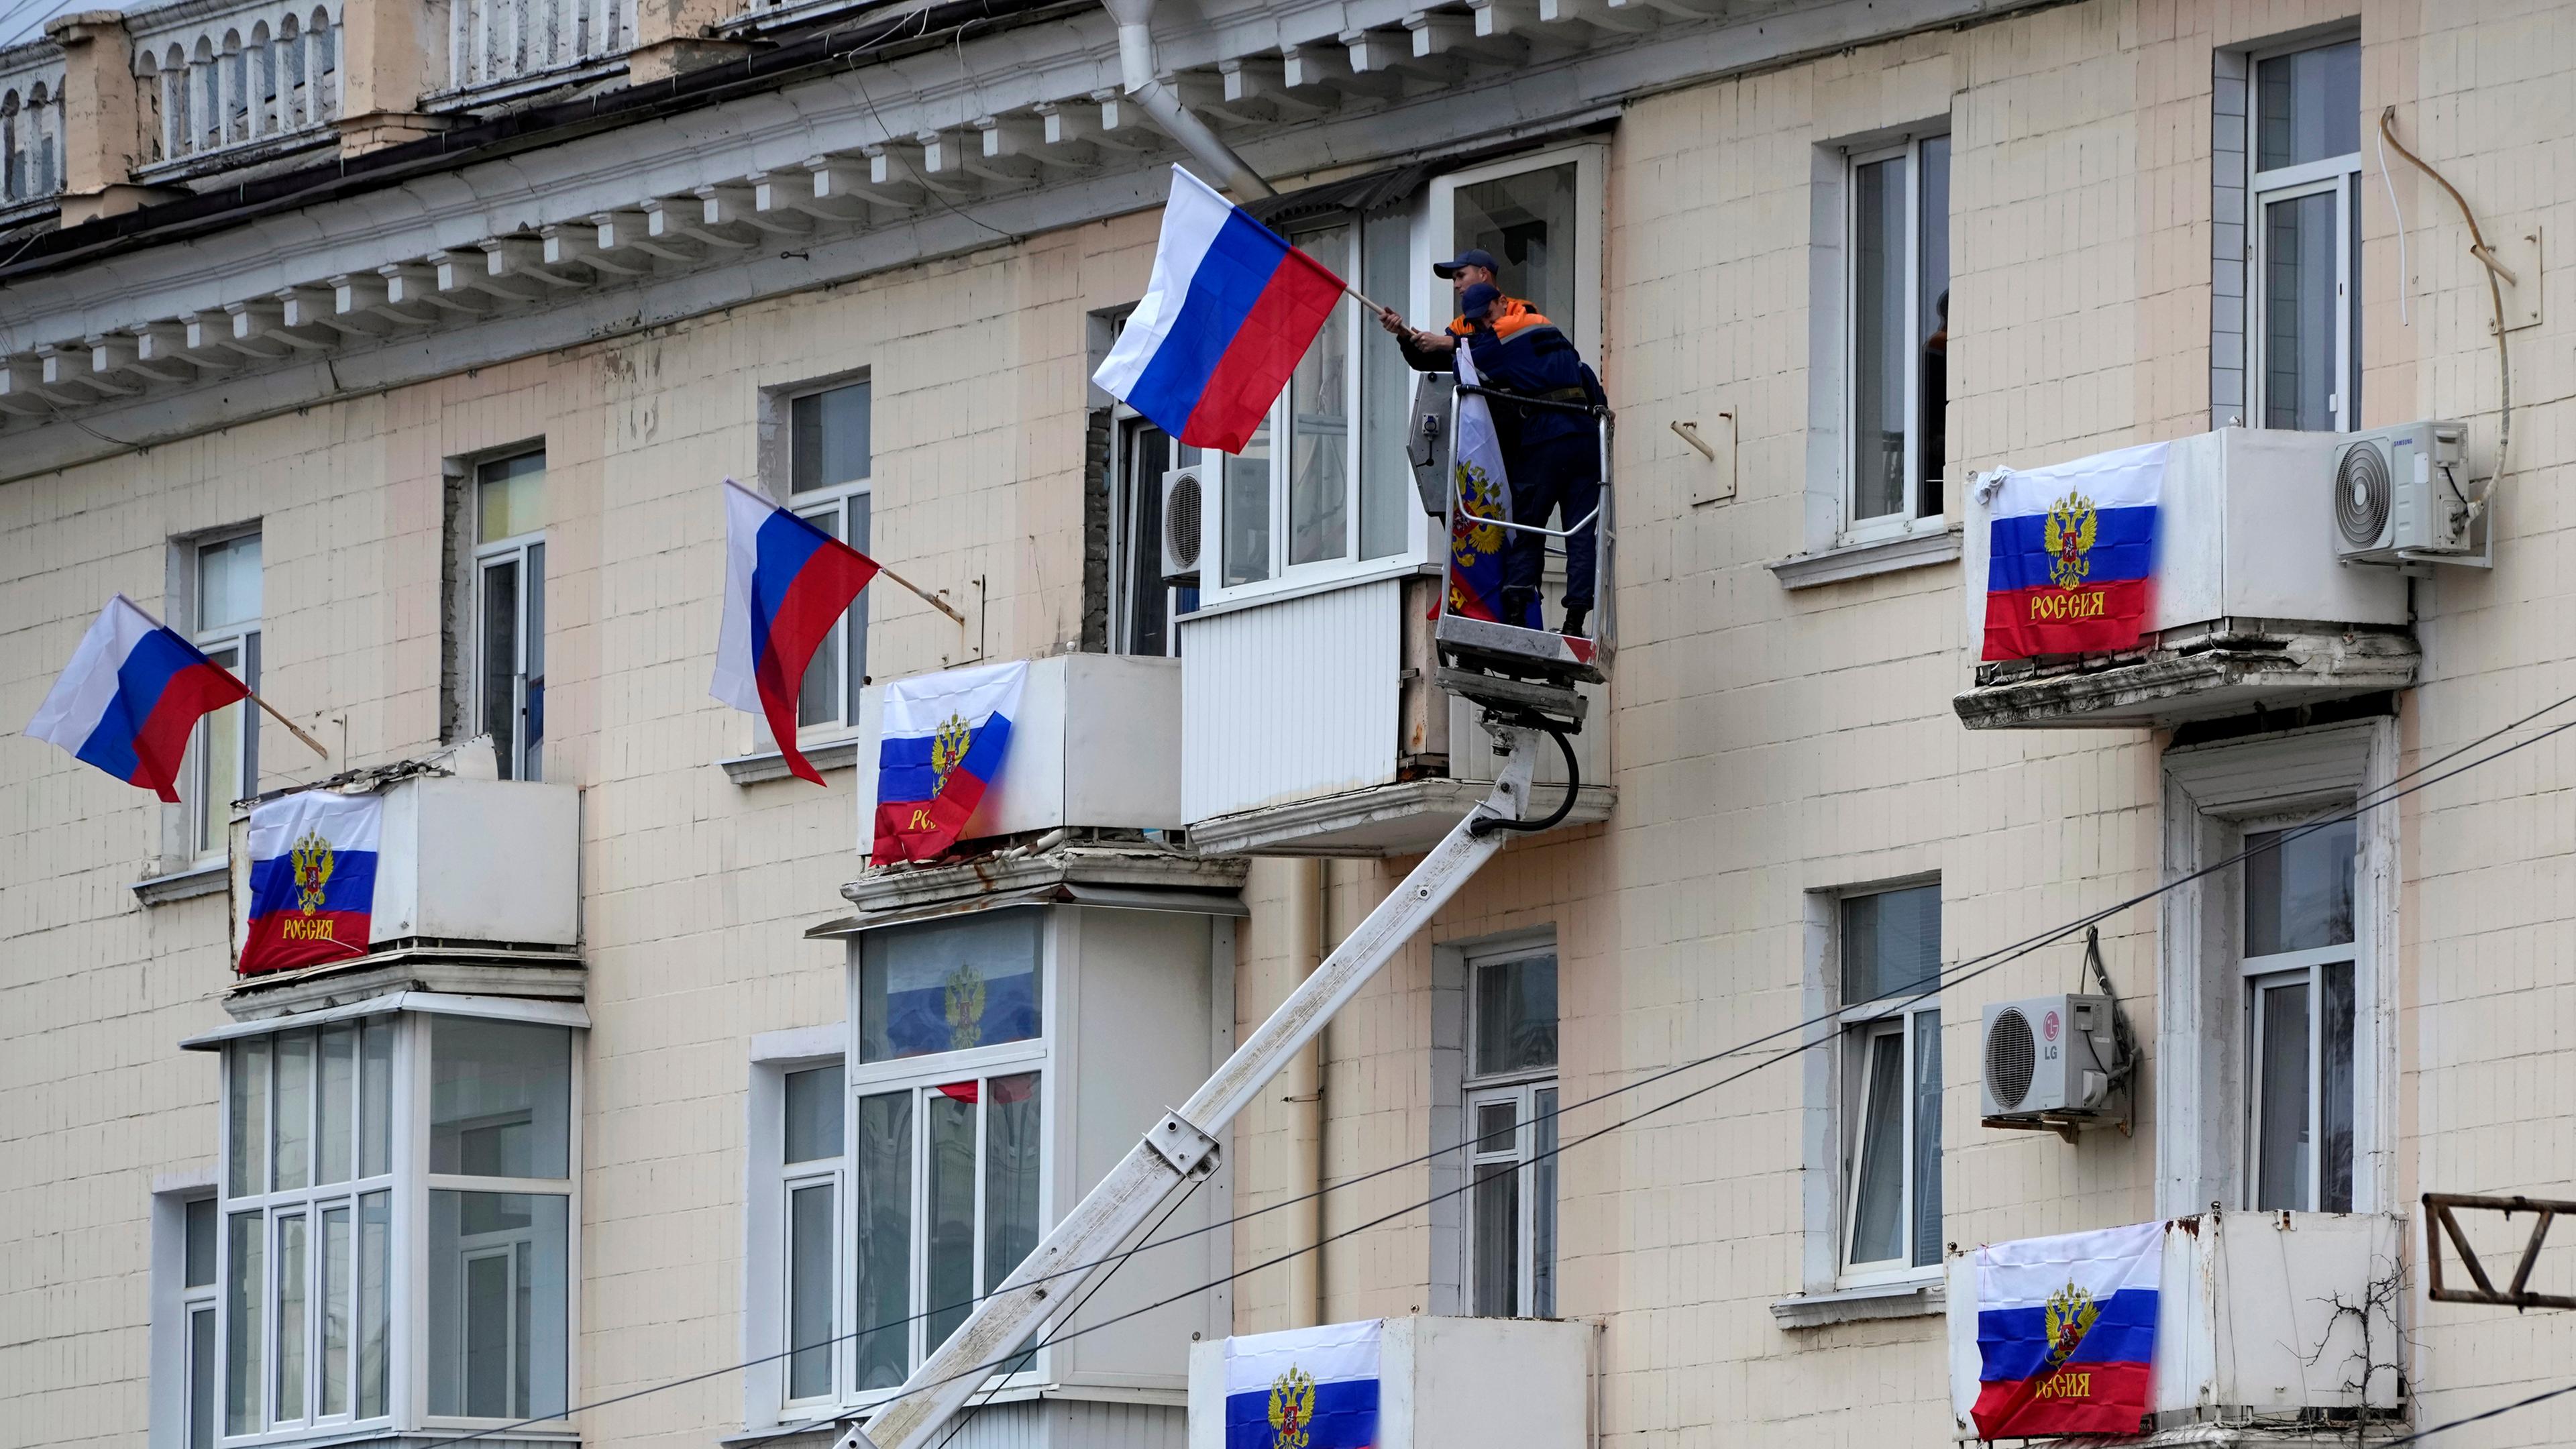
[1404,372,1613,731]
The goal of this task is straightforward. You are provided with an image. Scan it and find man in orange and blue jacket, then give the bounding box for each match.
[1378,249,1607,637]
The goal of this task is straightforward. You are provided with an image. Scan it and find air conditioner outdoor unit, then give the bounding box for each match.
[2332,419,2479,564]
[1160,464,1204,582]
[1980,994,2117,1122]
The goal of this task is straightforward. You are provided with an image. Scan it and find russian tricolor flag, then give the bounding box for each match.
[1980,440,2166,661]
[1093,166,1348,453]
[869,660,1027,865]
[239,790,382,975]
[25,594,251,803]
[712,480,882,785]
[1223,1320,1381,1449]
[1970,1221,2161,1439]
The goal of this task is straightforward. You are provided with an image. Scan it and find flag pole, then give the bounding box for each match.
[123,594,331,759]
[876,565,969,627]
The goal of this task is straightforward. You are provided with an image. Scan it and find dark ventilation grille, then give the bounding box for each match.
[2336,441,2392,547]
[1985,1007,2037,1111]
[1163,470,1203,571]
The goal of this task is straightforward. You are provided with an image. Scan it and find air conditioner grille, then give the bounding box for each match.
[1164,470,1203,570]
[1985,1007,2037,1111]
[2336,441,2392,547]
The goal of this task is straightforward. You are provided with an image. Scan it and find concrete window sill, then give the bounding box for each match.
[1770,1277,1944,1329]
[131,859,228,906]
[1768,529,1963,590]
[719,737,862,785]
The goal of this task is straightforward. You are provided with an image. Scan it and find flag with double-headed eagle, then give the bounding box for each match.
[1977,440,2167,661]
[239,789,382,975]
[1968,1220,2163,1439]
[1224,1319,1380,1449]
[869,660,1028,866]
[1445,341,1540,629]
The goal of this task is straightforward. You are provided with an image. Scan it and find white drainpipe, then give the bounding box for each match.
[1101,0,1276,199]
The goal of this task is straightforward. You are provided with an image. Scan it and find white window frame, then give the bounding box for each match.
[192,1000,586,1447]
[775,374,873,737]
[2233,808,2361,1214]
[2244,38,2362,434]
[152,1177,225,1449]
[468,449,546,783]
[1838,133,1949,545]
[1196,144,1603,612]
[182,526,262,863]
[1827,880,1943,1289]
[1459,938,1559,1321]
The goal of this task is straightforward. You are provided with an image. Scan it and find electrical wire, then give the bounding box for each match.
[2374,1379,2576,1448]
[423,687,2576,1445]
[2378,108,2513,497]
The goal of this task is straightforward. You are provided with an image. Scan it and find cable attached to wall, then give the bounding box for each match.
[2377,108,2515,502]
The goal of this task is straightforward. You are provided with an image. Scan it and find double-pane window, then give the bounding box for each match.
[184,1197,221,1449]
[1847,134,1951,533]
[2249,40,2361,432]
[218,1021,395,1436]
[425,1017,574,1421]
[782,1065,845,1405]
[1464,945,1558,1320]
[473,451,545,781]
[191,531,262,858]
[1837,883,1942,1278]
[2243,817,2358,1212]
[1108,413,1198,655]
[788,380,872,731]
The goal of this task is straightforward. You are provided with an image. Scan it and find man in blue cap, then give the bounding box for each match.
[1378,250,1607,637]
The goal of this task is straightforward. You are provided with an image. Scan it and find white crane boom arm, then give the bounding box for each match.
[849,727,1545,1449]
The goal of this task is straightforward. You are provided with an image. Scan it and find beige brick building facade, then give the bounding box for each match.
[3,1,2572,1448]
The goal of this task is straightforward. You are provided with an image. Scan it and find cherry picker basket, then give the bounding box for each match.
[1405,372,1613,729]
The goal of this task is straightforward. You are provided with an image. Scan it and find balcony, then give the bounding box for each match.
[1177,576,1611,857]
[1187,1317,1594,1449]
[851,654,1186,863]
[225,760,581,1015]
[130,1,346,183]
[1955,428,2419,731]
[1944,1212,2404,1440]
[0,39,65,225]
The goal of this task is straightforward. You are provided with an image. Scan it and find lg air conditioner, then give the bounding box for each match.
[1980,994,2118,1123]
[2332,420,2481,565]
[1159,464,1204,582]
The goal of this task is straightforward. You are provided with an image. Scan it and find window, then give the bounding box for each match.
[207,1008,580,1440]
[1835,883,1941,1279]
[189,531,262,859]
[2247,39,2361,432]
[781,1063,843,1406]
[1464,944,1557,1319]
[1201,148,1599,603]
[1106,409,1197,656]
[847,910,1048,1392]
[2241,816,2357,1212]
[472,451,546,781]
[786,380,872,731]
[1845,134,1950,534]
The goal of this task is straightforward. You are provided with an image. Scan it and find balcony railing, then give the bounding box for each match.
[130,1,343,172]
[445,0,637,101]
[0,42,64,217]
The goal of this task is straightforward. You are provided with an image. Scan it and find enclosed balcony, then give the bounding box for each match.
[1955,428,2430,731]
[225,759,581,1014]
[1945,1212,2403,1440]
[1187,1317,1595,1449]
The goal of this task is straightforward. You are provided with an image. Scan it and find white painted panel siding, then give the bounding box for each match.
[1447,679,1608,792]
[1181,581,1402,824]
[947,1399,1187,1449]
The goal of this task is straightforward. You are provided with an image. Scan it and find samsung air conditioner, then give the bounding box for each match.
[1159,464,1204,582]
[1980,994,2118,1122]
[2332,419,2480,565]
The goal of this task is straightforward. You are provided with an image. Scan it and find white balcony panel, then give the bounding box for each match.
[1188,1317,1592,1449]
[1944,1212,2403,1437]
[853,654,1183,859]
[229,774,580,951]
[1181,579,1403,824]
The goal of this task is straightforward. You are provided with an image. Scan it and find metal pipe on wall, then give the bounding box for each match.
[1097,0,1275,199]
[1280,855,1326,1326]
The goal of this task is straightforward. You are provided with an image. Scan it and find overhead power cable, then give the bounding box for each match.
[429,687,2576,1445]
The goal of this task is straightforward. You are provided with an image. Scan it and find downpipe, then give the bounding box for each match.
[1102,0,1275,199]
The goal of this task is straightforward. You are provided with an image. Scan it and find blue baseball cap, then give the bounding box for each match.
[1432,248,1499,278]
[1458,282,1503,321]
